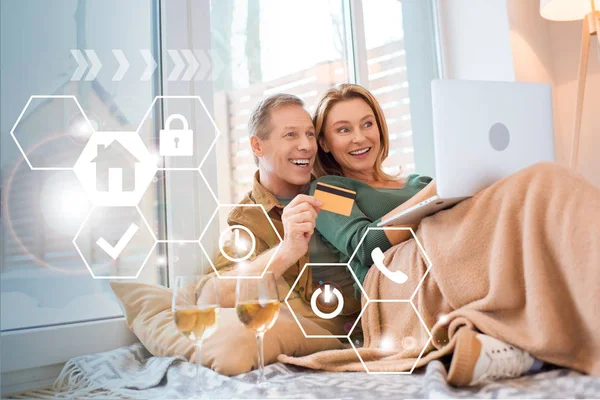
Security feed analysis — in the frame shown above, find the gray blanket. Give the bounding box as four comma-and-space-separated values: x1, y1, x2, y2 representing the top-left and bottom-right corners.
53, 343, 600, 399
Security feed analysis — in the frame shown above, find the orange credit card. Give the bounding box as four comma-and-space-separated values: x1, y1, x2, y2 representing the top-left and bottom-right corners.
314, 182, 356, 216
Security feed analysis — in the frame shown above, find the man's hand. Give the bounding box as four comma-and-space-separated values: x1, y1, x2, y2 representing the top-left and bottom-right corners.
279, 194, 322, 266
209, 195, 322, 301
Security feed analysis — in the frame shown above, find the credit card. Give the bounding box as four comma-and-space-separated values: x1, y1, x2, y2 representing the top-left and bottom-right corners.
314, 182, 356, 216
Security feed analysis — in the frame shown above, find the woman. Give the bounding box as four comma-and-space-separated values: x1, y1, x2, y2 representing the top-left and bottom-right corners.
311, 84, 435, 294
305, 84, 600, 386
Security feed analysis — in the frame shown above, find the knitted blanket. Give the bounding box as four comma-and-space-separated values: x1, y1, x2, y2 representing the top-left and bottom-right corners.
279, 162, 600, 377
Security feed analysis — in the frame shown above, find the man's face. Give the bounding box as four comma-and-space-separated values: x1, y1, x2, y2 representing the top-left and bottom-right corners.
252, 104, 317, 195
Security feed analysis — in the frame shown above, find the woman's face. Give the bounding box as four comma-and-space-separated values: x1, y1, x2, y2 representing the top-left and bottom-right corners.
320, 98, 381, 177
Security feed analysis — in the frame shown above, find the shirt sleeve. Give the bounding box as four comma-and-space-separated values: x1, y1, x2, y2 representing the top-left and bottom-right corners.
195, 213, 263, 294
408, 174, 433, 191
310, 177, 393, 270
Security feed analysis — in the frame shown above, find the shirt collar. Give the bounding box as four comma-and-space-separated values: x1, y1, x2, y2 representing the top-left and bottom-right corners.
250, 171, 313, 213
251, 171, 284, 213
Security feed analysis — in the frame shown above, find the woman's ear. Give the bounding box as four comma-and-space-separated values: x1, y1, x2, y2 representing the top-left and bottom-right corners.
319, 136, 330, 153
250, 135, 264, 159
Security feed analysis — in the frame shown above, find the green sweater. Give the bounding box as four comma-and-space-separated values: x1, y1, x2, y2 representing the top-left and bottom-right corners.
309, 174, 432, 298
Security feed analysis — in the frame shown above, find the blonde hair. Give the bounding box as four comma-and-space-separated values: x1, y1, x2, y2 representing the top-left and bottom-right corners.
248, 93, 305, 165
313, 84, 396, 180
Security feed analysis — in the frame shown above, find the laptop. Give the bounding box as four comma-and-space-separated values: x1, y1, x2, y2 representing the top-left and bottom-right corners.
379, 79, 555, 227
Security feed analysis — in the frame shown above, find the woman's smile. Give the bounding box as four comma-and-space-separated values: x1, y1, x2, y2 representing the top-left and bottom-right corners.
348, 147, 372, 158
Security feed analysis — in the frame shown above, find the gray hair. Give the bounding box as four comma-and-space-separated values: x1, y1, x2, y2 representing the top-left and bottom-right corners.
248, 93, 305, 165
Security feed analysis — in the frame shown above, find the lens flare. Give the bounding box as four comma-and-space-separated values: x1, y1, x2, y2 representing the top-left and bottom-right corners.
67, 114, 96, 144
4, 133, 112, 274
437, 313, 449, 325
402, 336, 418, 350
379, 335, 397, 351
39, 172, 91, 235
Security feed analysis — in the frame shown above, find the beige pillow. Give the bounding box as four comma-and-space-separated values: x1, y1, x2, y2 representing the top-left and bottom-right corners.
110, 281, 347, 376
110, 281, 196, 360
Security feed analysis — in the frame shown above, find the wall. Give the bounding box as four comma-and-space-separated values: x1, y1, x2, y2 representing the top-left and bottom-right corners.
508, 0, 600, 187
548, 21, 600, 186
436, 0, 599, 187
437, 0, 515, 81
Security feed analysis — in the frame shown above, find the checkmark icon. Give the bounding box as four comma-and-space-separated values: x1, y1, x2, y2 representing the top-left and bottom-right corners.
96, 223, 139, 260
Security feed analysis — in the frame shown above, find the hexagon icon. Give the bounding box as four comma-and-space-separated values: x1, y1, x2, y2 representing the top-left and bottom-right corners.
285, 263, 367, 338
348, 300, 432, 374
73, 206, 156, 279
10, 95, 96, 169
74, 131, 158, 206
350, 227, 432, 301
148, 241, 215, 279
137, 96, 220, 170
199, 204, 281, 279
139, 170, 218, 241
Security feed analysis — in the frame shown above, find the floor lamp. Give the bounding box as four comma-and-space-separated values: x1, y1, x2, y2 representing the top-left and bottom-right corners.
540, 0, 600, 168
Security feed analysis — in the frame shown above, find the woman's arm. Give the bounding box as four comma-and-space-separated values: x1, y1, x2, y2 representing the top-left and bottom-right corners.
311, 177, 434, 268
380, 179, 437, 243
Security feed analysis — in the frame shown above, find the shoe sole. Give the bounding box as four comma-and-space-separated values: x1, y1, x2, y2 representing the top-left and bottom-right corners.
446, 328, 482, 387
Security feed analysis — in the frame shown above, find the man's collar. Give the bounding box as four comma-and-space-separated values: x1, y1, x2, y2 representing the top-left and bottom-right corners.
251, 171, 284, 213
250, 171, 314, 213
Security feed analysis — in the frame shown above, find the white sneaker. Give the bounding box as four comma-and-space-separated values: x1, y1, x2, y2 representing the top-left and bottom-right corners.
447, 328, 536, 387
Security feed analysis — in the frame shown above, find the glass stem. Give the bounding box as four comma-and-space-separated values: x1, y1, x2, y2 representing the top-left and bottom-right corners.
196, 341, 203, 396
256, 332, 267, 386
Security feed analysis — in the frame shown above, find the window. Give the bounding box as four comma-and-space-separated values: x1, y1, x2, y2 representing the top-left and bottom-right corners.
0, 0, 164, 332
362, 0, 415, 176
210, 0, 440, 204
210, 0, 353, 203
0, 0, 440, 378
362, 0, 441, 178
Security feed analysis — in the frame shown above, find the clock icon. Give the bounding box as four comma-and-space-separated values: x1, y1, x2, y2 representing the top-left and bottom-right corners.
218, 225, 256, 262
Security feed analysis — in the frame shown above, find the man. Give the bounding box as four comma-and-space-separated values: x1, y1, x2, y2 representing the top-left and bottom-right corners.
196, 94, 358, 376
198, 93, 322, 308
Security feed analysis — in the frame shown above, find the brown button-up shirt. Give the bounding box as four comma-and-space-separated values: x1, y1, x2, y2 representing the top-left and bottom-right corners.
210, 171, 314, 304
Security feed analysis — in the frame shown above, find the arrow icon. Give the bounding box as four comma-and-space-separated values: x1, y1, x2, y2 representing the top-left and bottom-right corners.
194, 49, 211, 81
209, 49, 225, 82
84, 50, 102, 81
112, 49, 130, 81
70, 50, 89, 81
168, 49, 185, 81
181, 49, 199, 81
141, 49, 157, 81
69, 48, 223, 82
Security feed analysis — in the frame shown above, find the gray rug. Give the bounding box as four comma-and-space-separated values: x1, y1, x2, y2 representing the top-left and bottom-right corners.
53, 343, 600, 399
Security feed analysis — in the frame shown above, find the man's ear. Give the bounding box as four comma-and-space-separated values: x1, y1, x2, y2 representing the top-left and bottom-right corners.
319, 136, 330, 153
250, 135, 264, 159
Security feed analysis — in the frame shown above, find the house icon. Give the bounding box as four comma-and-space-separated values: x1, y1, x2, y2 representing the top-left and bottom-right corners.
91, 141, 139, 193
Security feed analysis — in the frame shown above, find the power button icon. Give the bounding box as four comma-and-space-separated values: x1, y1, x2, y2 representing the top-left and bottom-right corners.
311, 283, 344, 319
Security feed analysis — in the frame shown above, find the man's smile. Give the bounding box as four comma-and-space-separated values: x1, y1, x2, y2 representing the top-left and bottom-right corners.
288, 158, 312, 168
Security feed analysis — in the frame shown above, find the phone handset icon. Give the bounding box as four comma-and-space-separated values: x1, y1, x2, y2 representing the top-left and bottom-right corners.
371, 247, 408, 284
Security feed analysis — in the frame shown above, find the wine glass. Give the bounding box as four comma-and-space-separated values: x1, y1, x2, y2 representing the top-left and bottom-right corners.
172, 276, 219, 398
235, 271, 280, 387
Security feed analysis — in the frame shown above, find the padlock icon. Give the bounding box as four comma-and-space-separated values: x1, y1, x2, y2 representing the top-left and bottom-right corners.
159, 114, 194, 156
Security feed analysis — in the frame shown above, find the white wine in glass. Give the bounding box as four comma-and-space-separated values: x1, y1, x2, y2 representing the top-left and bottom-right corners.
236, 272, 280, 387
172, 276, 219, 398
174, 307, 219, 342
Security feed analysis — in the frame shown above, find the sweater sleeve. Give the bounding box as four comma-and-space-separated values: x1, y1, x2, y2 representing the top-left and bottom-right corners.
310, 177, 393, 270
